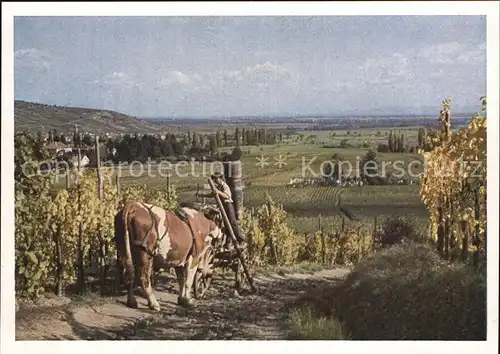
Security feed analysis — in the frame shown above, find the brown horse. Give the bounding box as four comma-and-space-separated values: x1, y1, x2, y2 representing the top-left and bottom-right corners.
114, 200, 223, 311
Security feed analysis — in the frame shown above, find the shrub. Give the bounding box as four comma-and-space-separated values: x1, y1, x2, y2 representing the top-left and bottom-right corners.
339, 139, 350, 148
373, 216, 423, 248
377, 144, 390, 153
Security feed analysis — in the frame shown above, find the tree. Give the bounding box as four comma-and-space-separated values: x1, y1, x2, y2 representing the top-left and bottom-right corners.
59, 134, 67, 144
245, 129, 252, 145
361, 149, 378, 179
339, 139, 349, 148
82, 134, 93, 147
173, 139, 186, 156
209, 135, 219, 156
37, 130, 44, 144
191, 132, 198, 149
377, 144, 390, 153
48, 130, 54, 144
322, 153, 343, 180
418, 127, 426, 148
73, 132, 81, 147
229, 146, 242, 161
235, 128, 241, 146
241, 128, 246, 145
215, 131, 222, 148
15, 132, 51, 194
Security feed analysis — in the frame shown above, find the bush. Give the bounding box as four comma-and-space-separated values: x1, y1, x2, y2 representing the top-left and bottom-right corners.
373, 216, 423, 248
377, 144, 390, 153
339, 139, 350, 148
229, 146, 242, 161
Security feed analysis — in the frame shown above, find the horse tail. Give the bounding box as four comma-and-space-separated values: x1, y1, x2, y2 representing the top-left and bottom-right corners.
121, 201, 136, 284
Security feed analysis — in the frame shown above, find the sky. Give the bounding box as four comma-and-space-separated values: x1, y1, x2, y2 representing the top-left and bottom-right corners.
14, 16, 486, 117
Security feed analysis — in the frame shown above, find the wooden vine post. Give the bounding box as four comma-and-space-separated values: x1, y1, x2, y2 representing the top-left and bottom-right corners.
473, 188, 481, 268
267, 200, 279, 264
55, 226, 63, 296
95, 137, 107, 293
208, 178, 257, 293
319, 214, 326, 264
166, 174, 171, 202
75, 123, 85, 293
460, 219, 469, 261
115, 172, 120, 194
65, 171, 71, 189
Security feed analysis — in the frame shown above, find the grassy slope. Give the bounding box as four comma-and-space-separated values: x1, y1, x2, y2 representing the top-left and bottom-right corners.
287, 242, 486, 340
14, 100, 161, 134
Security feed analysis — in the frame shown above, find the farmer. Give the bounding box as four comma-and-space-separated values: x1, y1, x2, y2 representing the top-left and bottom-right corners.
199, 172, 247, 249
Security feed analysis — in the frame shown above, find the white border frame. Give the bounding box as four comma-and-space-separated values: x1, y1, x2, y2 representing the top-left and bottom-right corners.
2, 2, 499, 353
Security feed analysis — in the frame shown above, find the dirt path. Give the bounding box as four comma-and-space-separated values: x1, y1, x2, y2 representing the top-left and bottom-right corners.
16, 267, 351, 340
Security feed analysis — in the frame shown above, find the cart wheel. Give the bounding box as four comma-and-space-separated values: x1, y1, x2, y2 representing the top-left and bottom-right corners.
193, 245, 214, 299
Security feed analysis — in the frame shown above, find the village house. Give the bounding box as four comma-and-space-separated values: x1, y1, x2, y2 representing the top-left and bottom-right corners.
45, 142, 73, 156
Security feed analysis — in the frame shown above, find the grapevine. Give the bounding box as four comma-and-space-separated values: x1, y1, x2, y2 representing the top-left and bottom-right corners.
239, 194, 372, 267
15, 133, 54, 296
14, 138, 180, 297
419, 97, 486, 259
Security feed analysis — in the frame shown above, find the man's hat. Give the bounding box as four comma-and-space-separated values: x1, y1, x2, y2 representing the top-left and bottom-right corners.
211, 172, 224, 179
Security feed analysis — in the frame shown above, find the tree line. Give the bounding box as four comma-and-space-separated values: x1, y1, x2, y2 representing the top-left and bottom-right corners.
377, 127, 440, 153
39, 127, 285, 164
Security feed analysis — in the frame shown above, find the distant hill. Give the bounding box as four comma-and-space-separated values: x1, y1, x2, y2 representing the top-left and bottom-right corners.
14, 100, 162, 134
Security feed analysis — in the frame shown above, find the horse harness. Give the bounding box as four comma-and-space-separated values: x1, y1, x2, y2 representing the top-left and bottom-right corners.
131, 204, 198, 262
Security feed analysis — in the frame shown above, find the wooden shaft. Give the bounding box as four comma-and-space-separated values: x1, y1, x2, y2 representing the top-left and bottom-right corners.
208, 178, 257, 293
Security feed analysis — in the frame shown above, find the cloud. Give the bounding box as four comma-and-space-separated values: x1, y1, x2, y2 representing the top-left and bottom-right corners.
420, 41, 485, 65
358, 52, 411, 85
456, 43, 486, 64
158, 70, 202, 88
15, 48, 51, 71
216, 62, 301, 95
92, 71, 143, 90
